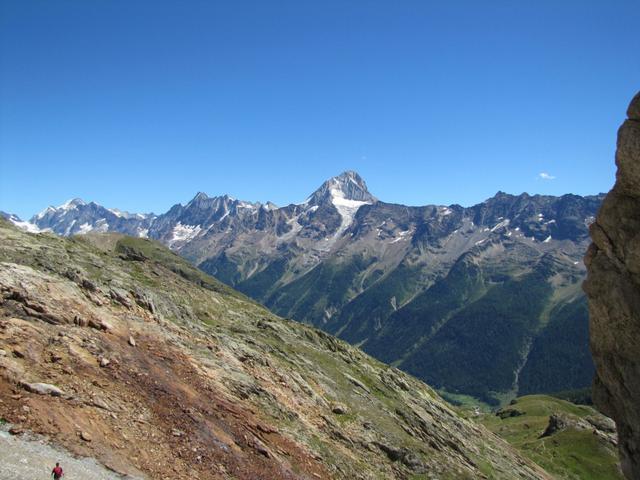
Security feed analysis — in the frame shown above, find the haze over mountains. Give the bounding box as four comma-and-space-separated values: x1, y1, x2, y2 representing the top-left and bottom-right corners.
5, 171, 604, 404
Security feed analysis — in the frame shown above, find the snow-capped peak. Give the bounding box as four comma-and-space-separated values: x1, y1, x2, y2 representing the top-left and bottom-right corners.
60, 198, 87, 210
301, 172, 376, 238
305, 171, 377, 206
34, 206, 56, 220
33, 198, 86, 220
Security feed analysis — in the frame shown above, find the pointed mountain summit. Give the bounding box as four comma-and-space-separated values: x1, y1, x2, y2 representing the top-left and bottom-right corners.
190, 192, 210, 203
32, 198, 87, 221
306, 171, 377, 206
62, 197, 87, 208
181, 192, 260, 218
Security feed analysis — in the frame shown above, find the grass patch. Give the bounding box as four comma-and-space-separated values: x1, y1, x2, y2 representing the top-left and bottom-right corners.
480, 395, 623, 480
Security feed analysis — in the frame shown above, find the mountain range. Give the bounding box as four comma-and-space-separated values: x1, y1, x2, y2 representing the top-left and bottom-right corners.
5, 171, 604, 404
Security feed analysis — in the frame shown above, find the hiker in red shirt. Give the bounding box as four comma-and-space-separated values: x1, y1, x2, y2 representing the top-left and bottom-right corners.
51, 462, 64, 479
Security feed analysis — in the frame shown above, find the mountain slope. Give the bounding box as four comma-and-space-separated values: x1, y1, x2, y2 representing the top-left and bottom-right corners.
0, 219, 551, 479
18, 171, 603, 404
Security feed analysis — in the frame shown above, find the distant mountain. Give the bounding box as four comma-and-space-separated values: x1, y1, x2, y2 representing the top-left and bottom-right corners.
21, 198, 155, 237
0, 211, 41, 233
14, 171, 604, 404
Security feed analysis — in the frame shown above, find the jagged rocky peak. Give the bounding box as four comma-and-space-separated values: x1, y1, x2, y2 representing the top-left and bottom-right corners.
306, 171, 377, 206
186, 192, 259, 212
32, 198, 87, 221
190, 191, 210, 202
62, 197, 87, 208
584, 90, 640, 480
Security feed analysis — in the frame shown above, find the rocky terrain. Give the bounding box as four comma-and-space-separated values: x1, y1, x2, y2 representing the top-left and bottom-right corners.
584, 91, 640, 479
11, 172, 603, 404
0, 219, 552, 479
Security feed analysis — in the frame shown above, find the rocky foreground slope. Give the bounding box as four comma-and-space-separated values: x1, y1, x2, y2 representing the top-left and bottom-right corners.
0, 219, 550, 479
584, 91, 640, 480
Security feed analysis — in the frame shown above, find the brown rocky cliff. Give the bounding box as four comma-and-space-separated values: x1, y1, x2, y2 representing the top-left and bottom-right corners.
584, 91, 640, 480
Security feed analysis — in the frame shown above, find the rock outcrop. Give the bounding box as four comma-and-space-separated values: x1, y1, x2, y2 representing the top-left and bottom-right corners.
584, 91, 640, 479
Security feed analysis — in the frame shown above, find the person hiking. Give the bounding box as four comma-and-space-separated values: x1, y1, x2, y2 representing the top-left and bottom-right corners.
51, 462, 64, 479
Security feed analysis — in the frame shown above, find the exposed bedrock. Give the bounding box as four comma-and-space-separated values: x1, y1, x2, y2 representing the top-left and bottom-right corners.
584, 91, 640, 480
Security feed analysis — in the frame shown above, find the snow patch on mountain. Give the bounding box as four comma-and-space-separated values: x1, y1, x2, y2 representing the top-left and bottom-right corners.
60, 198, 86, 211
64, 220, 77, 236
168, 222, 202, 248
78, 223, 94, 234
238, 202, 257, 210
7, 216, 42, 233
108, 208, 149, 219
390, 230, 411, 244
491, 219, 510, 232
330, 188, 371, 237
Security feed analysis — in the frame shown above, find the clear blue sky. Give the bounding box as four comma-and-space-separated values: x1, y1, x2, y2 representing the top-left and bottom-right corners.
1, 1, 638, 220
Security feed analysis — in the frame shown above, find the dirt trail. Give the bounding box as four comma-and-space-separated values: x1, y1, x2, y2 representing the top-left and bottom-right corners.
0, 426, 140, 479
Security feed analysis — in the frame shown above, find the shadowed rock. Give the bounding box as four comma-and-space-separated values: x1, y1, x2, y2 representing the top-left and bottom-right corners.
584, 91, 640, 479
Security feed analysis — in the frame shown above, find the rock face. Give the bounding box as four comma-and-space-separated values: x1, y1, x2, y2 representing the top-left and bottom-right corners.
584, 91, 640, 480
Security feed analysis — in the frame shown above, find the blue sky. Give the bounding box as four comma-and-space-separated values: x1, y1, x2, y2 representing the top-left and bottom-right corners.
1, 1, 638, 220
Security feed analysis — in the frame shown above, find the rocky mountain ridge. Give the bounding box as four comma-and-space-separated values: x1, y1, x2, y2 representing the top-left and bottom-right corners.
6, 171, 604, 404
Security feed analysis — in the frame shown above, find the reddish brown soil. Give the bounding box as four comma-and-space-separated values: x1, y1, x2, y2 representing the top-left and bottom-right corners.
0, 317, 328, 480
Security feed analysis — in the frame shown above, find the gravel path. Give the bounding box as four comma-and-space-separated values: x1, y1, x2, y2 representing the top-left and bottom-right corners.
0, 427, 141, 480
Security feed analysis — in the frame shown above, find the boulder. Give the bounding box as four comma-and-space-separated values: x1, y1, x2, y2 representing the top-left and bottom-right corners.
109, 288, 132, 309
91, 397, 111, 410
496, 408, 525, 419
331, 404, 348, 415
81, 278, 98, 292
539, 414, 569, 438
22, 382, 64, 397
